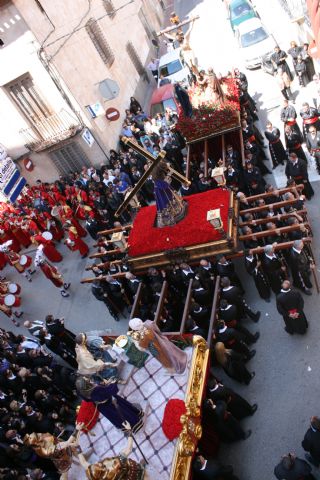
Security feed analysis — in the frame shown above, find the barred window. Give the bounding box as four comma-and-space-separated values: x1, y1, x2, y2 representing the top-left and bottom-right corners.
103, 0, 116, 19
126, 42, 149, 83
86, 18, 115, 67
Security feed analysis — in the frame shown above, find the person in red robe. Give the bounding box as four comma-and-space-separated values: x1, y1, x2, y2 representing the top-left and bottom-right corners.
34, 245, 70, 297
60, 205, 87, 237
0, 242, 35, 281
11, 220, 32, 248
32, 234, 63, 262
66, 226, 89, 258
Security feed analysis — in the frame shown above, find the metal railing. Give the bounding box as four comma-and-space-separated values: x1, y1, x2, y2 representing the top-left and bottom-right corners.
20, 109, 83, 152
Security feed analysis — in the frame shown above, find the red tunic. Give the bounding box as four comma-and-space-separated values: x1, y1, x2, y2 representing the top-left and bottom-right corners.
33, 235, 63, 262
40, 261, 64, 288
68, 229, 89, 257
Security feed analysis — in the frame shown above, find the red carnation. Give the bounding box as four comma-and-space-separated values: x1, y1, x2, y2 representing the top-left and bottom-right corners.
162, 398, 186, 441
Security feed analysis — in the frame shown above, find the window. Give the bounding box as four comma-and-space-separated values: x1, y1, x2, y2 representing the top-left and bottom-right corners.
49, 142, 91, 176
126, 42, 149, 82
103, 0, 116, 19
240, 27, 268, 48
5, 73, 51, 124
86, 18, 115, 67
159, 59, 183, 77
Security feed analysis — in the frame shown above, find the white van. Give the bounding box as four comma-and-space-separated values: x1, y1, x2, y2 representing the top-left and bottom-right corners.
235, 17, 276, 69
157, 48, 192, 87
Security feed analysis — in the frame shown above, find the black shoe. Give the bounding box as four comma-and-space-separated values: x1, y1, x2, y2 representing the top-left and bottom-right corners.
248, 349, 256, 359
243, 429, 252, 440
245, 371, 255, 385
251, 404, 258, 414
305, 453, 320, 467
64, 283, 70, 290
81, 254, 88, 259
14, 311, 23, 318
252, 332, 260, 342
303, 289, 312, 296
61, 290, 69, 298
28, 269, 36, 275
264, 297, 271, 303
252, 311, 261, 323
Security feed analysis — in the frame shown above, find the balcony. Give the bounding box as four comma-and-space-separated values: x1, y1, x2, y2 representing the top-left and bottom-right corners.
20, 109, 83, 152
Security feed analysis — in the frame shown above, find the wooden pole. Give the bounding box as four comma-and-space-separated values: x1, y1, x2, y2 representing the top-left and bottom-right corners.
154, 281, 168, 326
207, 276, 220, 349
81, 272, 127, 284
204, 140, 208, 178
186, 145, 191, 180
239, 199, 300, 216
239, 223, 310, 241
130, 282, 143, 319
239, 209, 307, 228
180, 279, 194, 335
98, 224, 132, 237
226, 237, 312, 259
157, 16, 200, 36
239, 117, 245, 167
245, 185, 304, 203
89, 248, 122, 259
221, 134, 226, 167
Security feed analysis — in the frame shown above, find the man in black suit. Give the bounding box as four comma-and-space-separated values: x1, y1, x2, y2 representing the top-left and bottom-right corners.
220, 277, 260, 322
185, 318, 207, 338
219, 299, 259, 344
302, 416, 320, 467
197, 258, 215, 291
192, 279, 211, 306
274, 453, 315, 479
207, 377, 257, 420
214, 320, 255, 360
190, 303, 210, 330
193, 454, 240, 479
288, 239, 313, 295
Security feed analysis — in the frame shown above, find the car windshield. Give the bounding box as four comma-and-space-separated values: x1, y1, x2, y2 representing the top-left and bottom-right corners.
240, 27, 268, 47
159, 59, 183, 77
231, 2, 252, 19
150, 98, 177, 117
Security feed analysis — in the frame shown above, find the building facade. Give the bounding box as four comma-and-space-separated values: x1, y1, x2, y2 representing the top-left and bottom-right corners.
0, 0, 165, 183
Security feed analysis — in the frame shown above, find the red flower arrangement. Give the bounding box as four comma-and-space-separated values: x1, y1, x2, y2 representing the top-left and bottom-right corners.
162, 398, 186, 441
176, 77, 241, 143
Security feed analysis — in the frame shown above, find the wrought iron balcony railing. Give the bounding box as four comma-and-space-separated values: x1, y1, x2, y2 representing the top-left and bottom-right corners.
20, 109, 83, 152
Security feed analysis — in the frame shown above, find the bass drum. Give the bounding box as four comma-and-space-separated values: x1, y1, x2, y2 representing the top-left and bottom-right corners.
4, 294, 16, 306
8, 283, 21, 295
42, 231, 53, 241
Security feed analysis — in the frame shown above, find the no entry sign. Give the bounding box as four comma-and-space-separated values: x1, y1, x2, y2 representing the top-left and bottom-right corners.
105, 107, 120, 122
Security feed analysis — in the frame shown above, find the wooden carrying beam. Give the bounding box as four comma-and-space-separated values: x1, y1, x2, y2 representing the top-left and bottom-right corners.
239, 198, 301, 215
239, 209, 307, 228
130, 282, 143, 320
89, 248, 123, 259
227, 237, 312, 259
81, 272, 127, 284
239, 223, 310, 241
186, 145, 191, 180
85, 260, 123, 271
180, 279, 194, 335
154, 281, 169, 326
245, 185, 304, 203
207, 276, 221, 349
98, 224, 132, 237
157, 15, 200, 36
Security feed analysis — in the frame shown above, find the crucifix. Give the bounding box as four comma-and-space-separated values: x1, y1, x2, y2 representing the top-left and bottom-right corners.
115, 137, 190, 223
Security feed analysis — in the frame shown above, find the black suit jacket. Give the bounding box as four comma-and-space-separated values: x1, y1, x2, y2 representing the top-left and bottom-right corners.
193, 459, 235, 479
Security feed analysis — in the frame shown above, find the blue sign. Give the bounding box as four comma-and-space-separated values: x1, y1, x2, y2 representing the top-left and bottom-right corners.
10, 177, 26, 203
3, 169, 20, 195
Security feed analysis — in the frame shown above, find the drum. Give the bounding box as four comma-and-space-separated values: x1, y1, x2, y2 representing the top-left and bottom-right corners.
20, 255, 32, 268
4, 294, 16, 306
8, 283, 21, 294
42, 231, 53, 241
